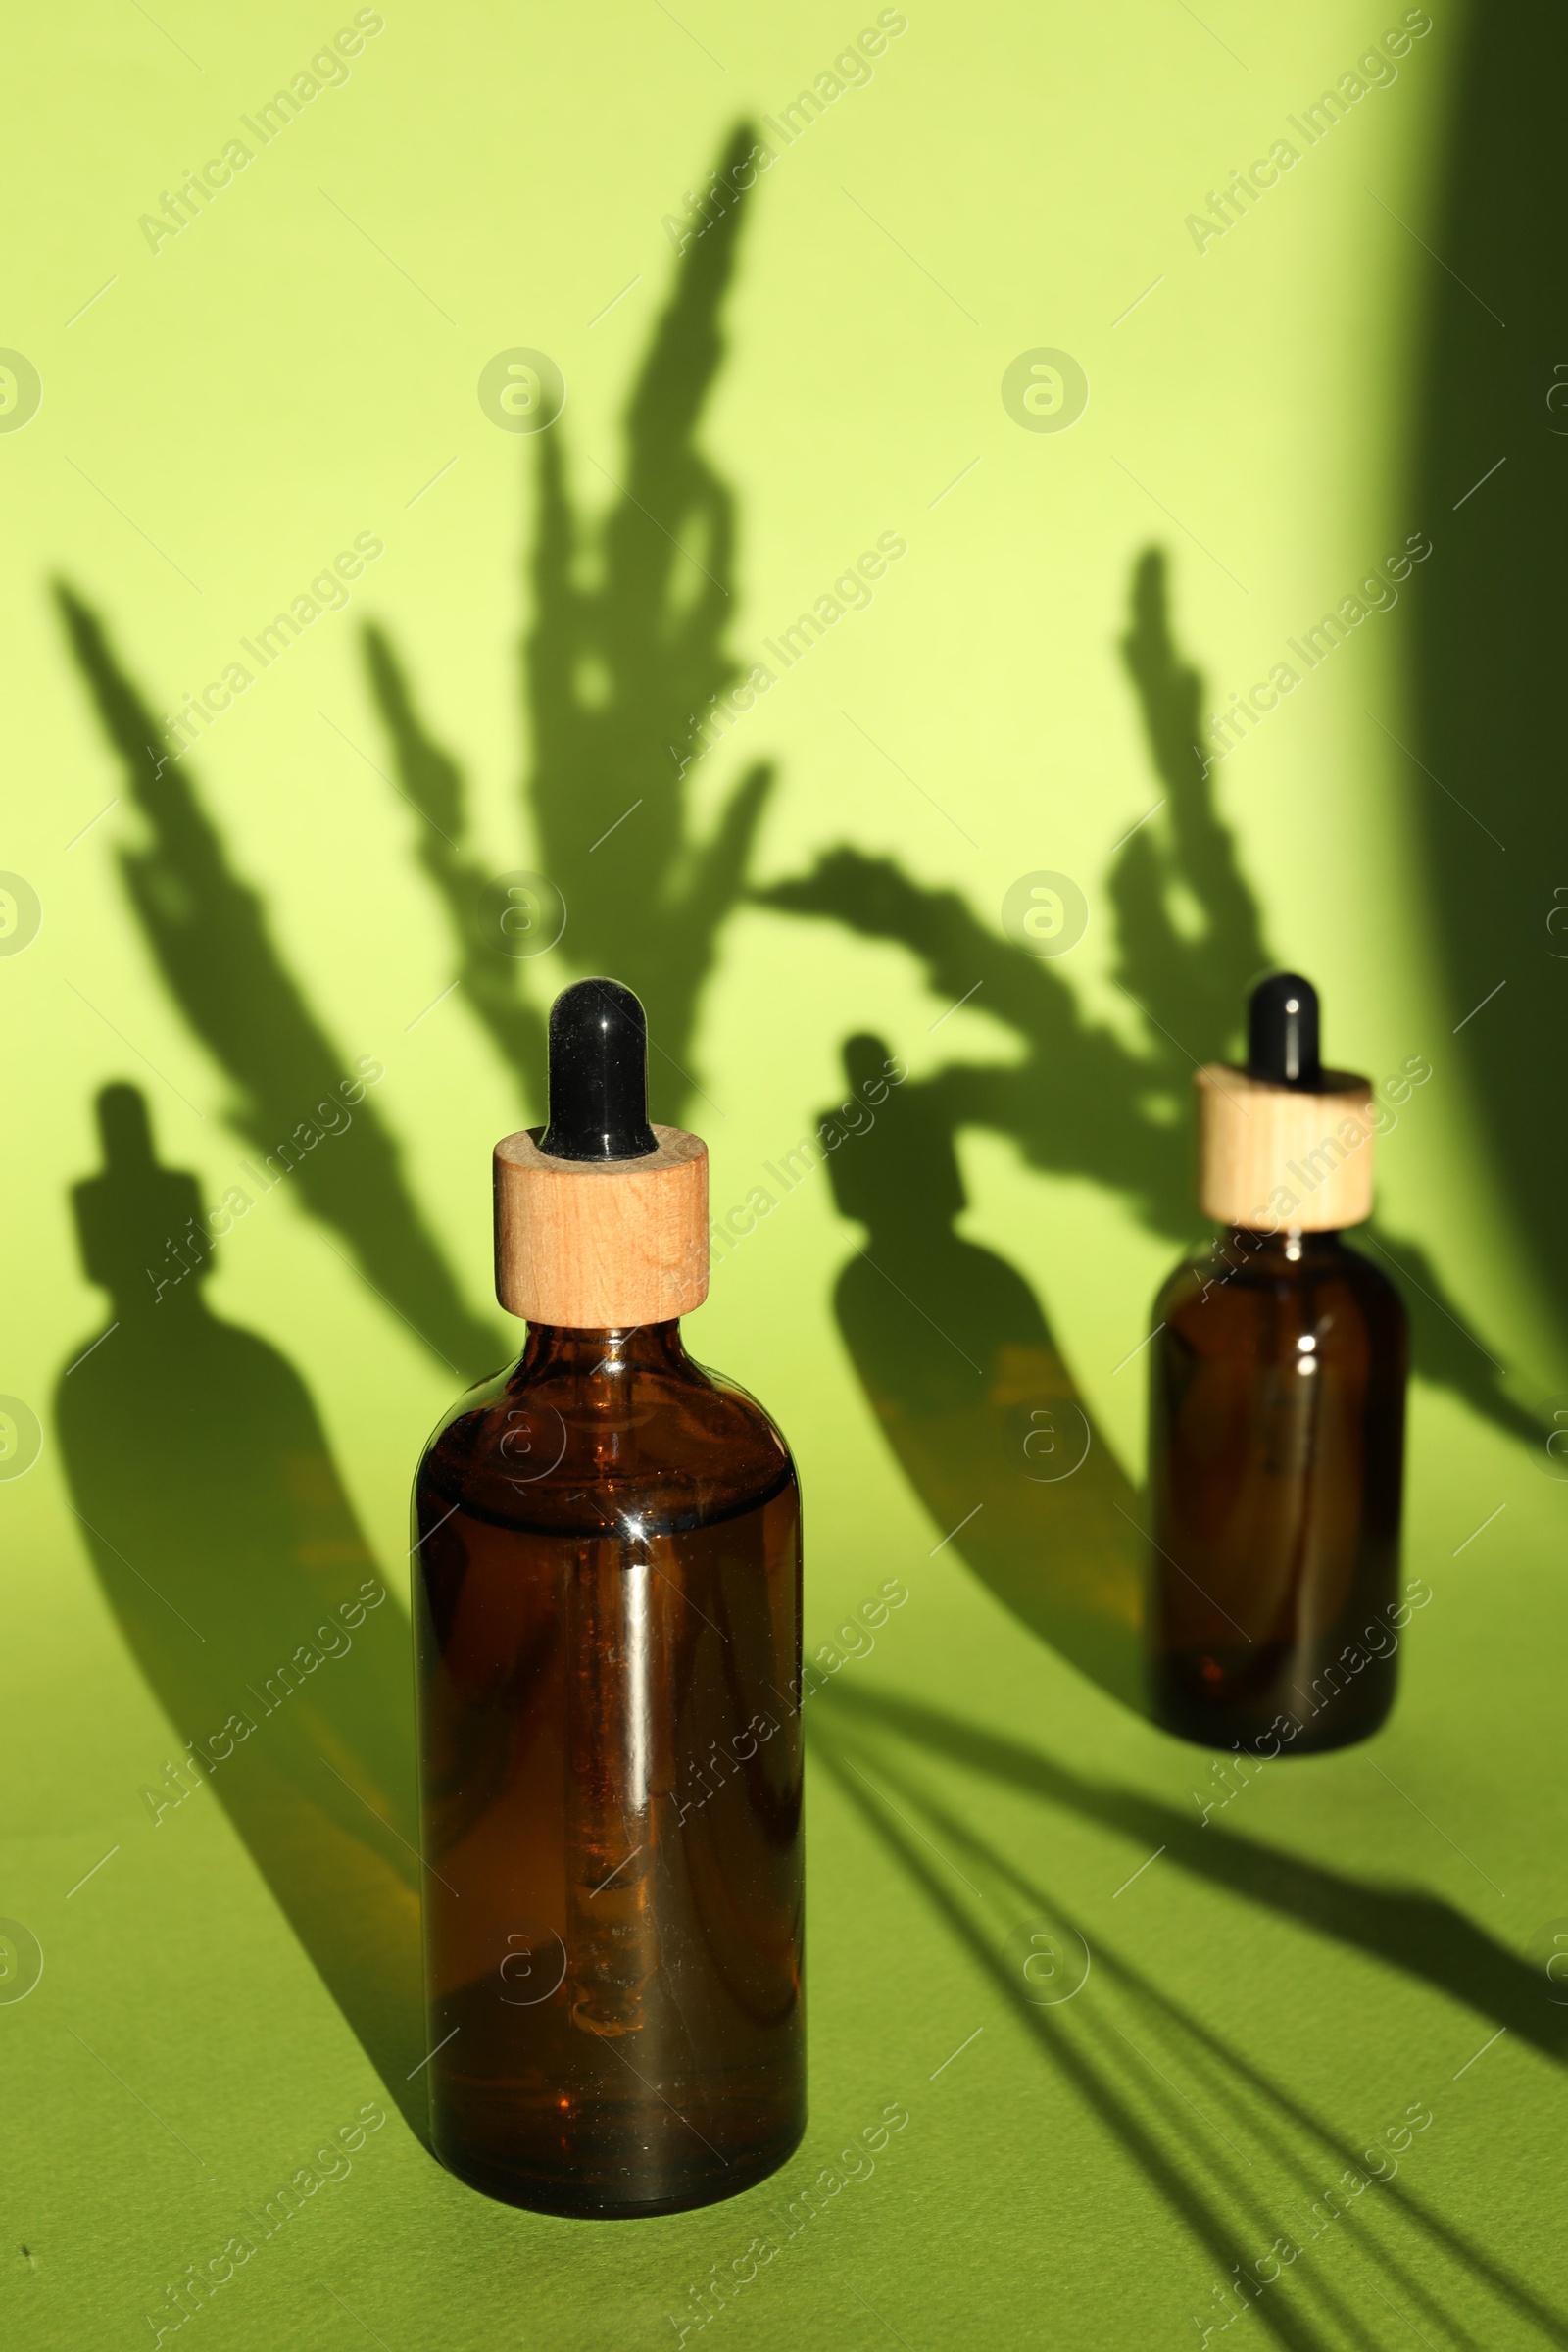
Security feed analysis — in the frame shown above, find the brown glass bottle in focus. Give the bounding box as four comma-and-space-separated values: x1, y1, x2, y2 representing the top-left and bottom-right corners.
413, 980, 805, 2216
1147, 974, 1407, 1754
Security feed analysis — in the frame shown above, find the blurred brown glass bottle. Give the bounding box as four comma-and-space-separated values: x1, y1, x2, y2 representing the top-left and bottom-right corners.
413, 980, 804, 2216
1147, 975, 1407, 1754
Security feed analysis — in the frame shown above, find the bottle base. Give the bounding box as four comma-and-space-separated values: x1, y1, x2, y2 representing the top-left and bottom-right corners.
1149, 1647, 1396, 1756
429, 2117, 807, 2220
1152, 1703, 1393, 1758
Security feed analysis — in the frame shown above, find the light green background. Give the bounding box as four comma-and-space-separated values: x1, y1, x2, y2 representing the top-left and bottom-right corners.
4, 3, 1565, 2347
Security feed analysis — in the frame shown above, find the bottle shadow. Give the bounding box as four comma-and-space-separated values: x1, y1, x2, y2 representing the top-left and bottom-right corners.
823, 1034, 1143, 1709
55, 1085, 427, 2131
812, 1694, 1568, 2346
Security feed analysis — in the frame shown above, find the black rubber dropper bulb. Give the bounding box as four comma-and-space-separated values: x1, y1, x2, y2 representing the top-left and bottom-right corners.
539, 977, 660, 1160
1247, 971, 1322, 1090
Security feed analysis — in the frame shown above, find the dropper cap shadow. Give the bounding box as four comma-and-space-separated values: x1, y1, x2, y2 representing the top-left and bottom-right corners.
1247, 972, 1322, 1090
823, 1035, 962, 1232
74, 1082, 206, 1295
539, 979, 659, 1161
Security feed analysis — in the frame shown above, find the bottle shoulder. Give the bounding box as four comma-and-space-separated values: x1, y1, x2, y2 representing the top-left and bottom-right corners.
416, 1348, 797, 1538
1154, 1232, 1406, 1350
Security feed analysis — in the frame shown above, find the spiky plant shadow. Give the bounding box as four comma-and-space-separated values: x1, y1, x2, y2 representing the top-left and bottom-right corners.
55, 586, 502, 1384
58, 122, 770, 1386
761, 547, 1541, 1455
363, 119, 773, 1126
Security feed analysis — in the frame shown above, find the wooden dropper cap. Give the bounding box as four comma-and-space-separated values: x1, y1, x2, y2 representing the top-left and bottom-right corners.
493, 978, 709, 1327
1195, 972, 1375, 1232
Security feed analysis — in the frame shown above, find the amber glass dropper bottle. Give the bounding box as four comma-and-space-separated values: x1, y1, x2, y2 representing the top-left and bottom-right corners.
412, 977, 805, 2216
1146, 973, 1407, 1755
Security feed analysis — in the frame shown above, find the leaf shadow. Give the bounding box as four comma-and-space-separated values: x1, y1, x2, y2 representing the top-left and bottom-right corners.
814, 1681, 1568, 2346
360, 119, 775, 1128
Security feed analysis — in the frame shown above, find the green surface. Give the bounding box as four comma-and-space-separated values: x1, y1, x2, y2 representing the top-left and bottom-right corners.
4, 2, 1566, 2346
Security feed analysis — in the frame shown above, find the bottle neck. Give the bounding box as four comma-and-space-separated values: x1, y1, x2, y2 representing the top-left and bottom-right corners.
1219, 1227, 1348, 1269
514, 1320, 691, 1378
